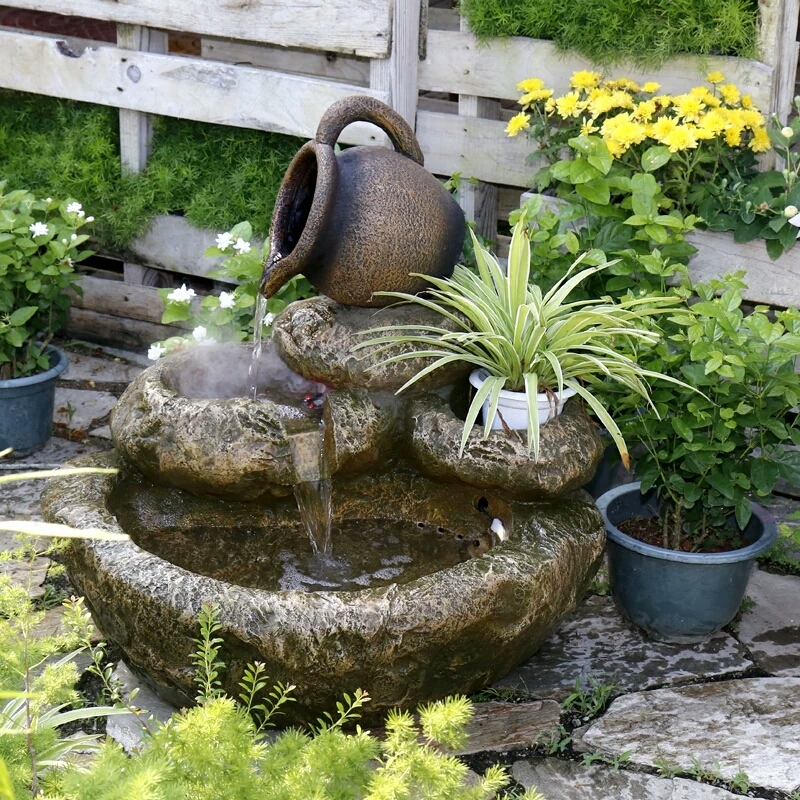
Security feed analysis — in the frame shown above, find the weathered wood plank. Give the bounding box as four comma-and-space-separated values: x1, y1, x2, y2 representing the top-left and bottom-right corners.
456, 701, 561, 756
758, 0, 800, 122
200, 38, 370, 86
427, 7, 460, 31
686, 230, 800, 309
3, 0, 393, 58
116, 24, 168, 174
0, 29, 389, 146
419, 30, 775, 113
64, 307, 177, 353
416, 109, 541, 185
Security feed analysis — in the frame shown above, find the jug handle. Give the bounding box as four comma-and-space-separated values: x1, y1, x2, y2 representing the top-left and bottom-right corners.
315, 95, 424, 166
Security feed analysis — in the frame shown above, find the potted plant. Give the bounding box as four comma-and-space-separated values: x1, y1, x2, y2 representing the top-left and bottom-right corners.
0, 185, 92, 456
595, 273, 800, 642
354, 207, 687, 464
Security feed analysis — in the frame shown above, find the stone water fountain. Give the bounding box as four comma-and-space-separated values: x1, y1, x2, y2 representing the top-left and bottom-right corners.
42, 98, 606, 724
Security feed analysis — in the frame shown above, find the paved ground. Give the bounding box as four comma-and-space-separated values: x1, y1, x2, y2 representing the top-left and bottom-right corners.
3, 341, 800, 799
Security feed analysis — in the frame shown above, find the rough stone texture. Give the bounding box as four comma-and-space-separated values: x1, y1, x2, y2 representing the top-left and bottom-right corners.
0, 557, 50, 599
737, 567, 800, 676
90, 425, 112, 440
43, 453, 605, 725
54, 388, 118, 431
408, 394, 604, 501
573, 678, 800, 794
0, 436, 107, 469
513, 758, 742, 799
495, 595, 753, 700
272, 296, 471, 392
107, 661, 178, 753
454, 701, 561, 755
110, 345, 311, 500
323, 389, 404, 475
61, 352, 143, 386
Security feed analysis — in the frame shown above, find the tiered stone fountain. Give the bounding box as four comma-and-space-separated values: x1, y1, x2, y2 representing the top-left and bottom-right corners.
42, 96, 606, 724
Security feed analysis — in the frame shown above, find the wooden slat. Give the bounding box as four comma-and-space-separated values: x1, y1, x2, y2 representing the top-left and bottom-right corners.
419, 30, 775, 113
686, 230, 800, 309
65, 307, 177, 353
0, 29, 389, 146
427, 7, 460, 31
758, 0, 800, 122
417, 110, 540, 185
200, 38, 370, 86
3, 0, 393, 58
117, 24, 168, 174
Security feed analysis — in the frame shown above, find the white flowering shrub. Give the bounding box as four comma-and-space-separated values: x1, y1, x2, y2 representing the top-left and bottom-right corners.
151, 221, 314, 360
0, 185, 94, 379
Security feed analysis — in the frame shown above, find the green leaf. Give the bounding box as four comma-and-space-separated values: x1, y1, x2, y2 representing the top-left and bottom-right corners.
576, 178, 610, 205
671, 417, 694, 441
735, 497, 752, 530
569, 158, 602, 184
706, 471, 735, 499
766, 238, 785, 260
751, 459, 780, 493
161, 304, 192, 324
641, 145, 671, 172
8, 306, 37, 326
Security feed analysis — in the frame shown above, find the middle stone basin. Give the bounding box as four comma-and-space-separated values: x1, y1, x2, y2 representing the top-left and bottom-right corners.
45, 455, 605, 725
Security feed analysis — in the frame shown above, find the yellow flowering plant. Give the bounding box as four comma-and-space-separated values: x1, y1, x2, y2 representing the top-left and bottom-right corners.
507, 71, 800, 258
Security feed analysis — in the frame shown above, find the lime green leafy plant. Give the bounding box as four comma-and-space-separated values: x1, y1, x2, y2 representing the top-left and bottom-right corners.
355, 210, 689, 463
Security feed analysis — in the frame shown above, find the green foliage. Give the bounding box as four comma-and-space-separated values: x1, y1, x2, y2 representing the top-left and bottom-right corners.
699, 99, 800, 259
561, 676, 617, 718
356, 204, 687, 463
760, 512, 800, 573
599, 274, 800, 546
459, 0, 757, 67
0, 90, 301, 254
581, 749, 631, 770
0, 185, 91, 379
151, 221, 315, 358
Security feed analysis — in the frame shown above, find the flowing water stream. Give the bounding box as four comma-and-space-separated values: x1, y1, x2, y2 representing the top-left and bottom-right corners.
248, 294, 268, 400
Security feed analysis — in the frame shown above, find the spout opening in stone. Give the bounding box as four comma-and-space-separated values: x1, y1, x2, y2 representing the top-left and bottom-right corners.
277, 146, 317, 261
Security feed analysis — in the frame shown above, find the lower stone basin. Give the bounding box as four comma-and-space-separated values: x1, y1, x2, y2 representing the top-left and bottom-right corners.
43, 452, 605, 724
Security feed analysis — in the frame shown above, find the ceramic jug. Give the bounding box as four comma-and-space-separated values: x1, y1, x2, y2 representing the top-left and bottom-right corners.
260, 95, 466, 308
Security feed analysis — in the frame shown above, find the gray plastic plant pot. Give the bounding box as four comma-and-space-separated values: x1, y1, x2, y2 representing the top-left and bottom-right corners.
0, 346, 68, 457
596, 481, 778, 643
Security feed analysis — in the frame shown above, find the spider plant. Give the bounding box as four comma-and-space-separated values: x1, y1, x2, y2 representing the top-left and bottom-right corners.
355, 214, 689, 463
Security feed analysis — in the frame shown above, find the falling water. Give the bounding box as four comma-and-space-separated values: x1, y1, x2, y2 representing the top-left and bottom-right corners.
285, 419, 332, 555
248, 294, 268, 400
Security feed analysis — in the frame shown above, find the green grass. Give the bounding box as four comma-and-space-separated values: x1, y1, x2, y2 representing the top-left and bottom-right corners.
458, 0, 759, 67
0, 90, 302, 253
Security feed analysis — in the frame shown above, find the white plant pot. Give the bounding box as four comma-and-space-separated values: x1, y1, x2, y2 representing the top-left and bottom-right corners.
469, 368, 577, 431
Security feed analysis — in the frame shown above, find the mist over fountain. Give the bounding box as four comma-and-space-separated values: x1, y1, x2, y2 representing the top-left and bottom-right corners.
41, 96, 607, 724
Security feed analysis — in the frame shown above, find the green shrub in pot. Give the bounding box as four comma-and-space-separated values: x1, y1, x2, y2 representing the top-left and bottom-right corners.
354, 208, 689, 464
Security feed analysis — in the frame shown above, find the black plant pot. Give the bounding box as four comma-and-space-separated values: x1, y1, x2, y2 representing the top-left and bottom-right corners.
596, 482, 778, 643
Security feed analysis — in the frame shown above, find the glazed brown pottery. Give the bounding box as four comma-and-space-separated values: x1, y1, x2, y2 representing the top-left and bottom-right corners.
260, 95, 466, 308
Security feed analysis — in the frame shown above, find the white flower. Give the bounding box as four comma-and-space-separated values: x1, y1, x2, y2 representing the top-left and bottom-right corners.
788, 212, 800, 234
218, 291, 236, 309
262, 312, 275, 328
86, 216, 94, 222
71, 233, 77, 241
61, 238, 68, 244
785, 205, 799, 218
29, 222, 49, 237
167, 284, 196, 303
232, 237, 251, 255
148, 343, 166, 361
215, 231, 234, 251
66, 202, 83, 215
45, 197, 52, 203
782, 126, 794, 138
192, 325, 208, 342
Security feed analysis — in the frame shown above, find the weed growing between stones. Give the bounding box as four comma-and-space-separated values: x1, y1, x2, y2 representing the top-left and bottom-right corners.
760, 514, 800, 575
726, 594, 756, 634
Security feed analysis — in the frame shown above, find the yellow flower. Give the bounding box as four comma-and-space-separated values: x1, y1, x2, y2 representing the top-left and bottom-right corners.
521, 89, 554, 105
604, 77, 640, 92
607, 120, 648, 151
673, 94, 705, 123
690, 86, 721, 107
604, 137, 626, 158
741, 94, 754, 109
555, 91, 584, 118
697, 109, 728, 136
588, 94, 617, 117
632, 100, 657, 121
544, 98, 556, 114
570, 70, 603, 90
505, 112, 531, 137
663, 125, 699, 152
610, 91, 634, 109
739, 109, 765, 129
749, 126, 771, 152
642, 82, 661, 93
653, 95, 674, 109
725, 124, 743, 147
516, 78, 545, 93
580, 119, 600, 136
650, 117, 679, 142
719, 84, 741, 105
706, 71, 725, 84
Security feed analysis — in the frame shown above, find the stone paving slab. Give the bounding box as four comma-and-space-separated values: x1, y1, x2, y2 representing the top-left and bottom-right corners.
494, 595, 753, 700
455, 701, 561, 755
737, 567, 800, 676
61, 352, 143, 386
0, 556, 50, 598
0, 436, 109, 471
513, 757, 742, 799
53, 388, 118, 432
573, 678, 800, 794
